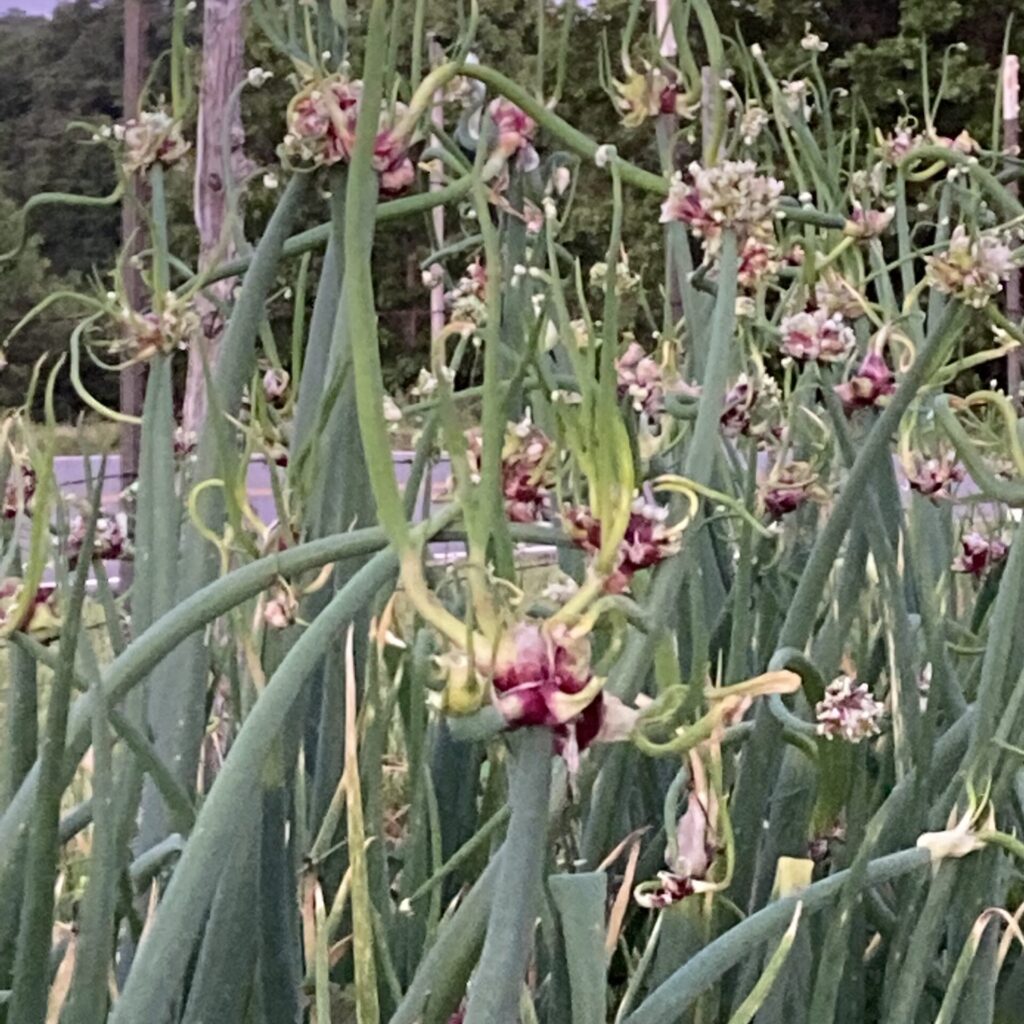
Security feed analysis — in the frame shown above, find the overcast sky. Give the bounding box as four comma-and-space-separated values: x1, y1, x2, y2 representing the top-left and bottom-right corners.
1, 0, 60, 14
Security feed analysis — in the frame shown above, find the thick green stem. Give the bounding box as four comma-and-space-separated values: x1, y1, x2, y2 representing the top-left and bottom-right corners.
463, 728, 554, 1024
341, 0, 410, 550
108, 541, 411, 1022
195, 178, 474, 287
7, 486, 99, 1024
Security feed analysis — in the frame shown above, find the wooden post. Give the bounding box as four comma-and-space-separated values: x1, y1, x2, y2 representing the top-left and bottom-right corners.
1003, 55, 1021, 408
653, 0, 677, 57
654, 0, 682, 323
183, 0, 247, 436
428, 34, 447, 340
119, 0, 147, 504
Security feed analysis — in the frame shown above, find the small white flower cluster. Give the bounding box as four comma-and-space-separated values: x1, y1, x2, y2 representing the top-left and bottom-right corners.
661, 160, 784, 258
445, 258, 488, 326
382, 394, 403, 424
814, 273, 866, 320
589, 251, 641, 297
739, 103, 770, 147
117, 291, 199, 360
781, 80, 812, 120
778, 307, 855, 363
118, 110, 190, 176
800, 28, 829, 52
815, 676, 884, 743
925, 225, 1016, 308
246, 67, 273, 88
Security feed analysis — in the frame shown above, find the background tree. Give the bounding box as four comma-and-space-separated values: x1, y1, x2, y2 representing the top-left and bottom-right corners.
4, 0, 1024, 417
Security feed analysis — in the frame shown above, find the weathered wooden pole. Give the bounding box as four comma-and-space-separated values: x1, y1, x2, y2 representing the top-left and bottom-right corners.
1003, 55, 1022, 408
183, 0, 247, 436
119, 0, 147, 504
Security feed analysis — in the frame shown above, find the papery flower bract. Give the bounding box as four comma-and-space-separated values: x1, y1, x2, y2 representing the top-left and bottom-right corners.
739, 103, 770, 146
918, 801, 996, 862
925, 225, 1015, 308
905, 452, 965, 498
613, 63, 694, 128
660, 161, 783, 255
800, 27, 829, 52
66, 510, 129, 568
3, 463, 36, 519
117, 291, 200, 361
778, 308, 855, 363
636, 754, 717, 909
760, 461, 821, 519
737, 237, 779, 289
952, 532, 1009, 577
0, 578, 59, 637
262, 367, 290, 405
120, 110, 190, 175
564, 499, 681, 593
782, 79, 811, 119
815, 675, 884, 742
835, 351, 895, 412
814, 273, 865, 320
282, 74, 415, 194
845, 203, 895, 240
246, 66, 273, 88
488, 97, 539, 171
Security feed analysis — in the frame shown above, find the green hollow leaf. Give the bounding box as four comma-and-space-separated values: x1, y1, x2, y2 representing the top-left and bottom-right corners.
625, 847, 933, 1024
549, 872, 608, 1024
725, 902, 803, 1024
463, 729, 554, 1024
7, 474, 101, 1024
179, 801, 263, 1024
107, 536, 426, 1023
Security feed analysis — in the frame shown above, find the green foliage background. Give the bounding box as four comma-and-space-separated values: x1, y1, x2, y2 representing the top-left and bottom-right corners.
2, 0, 1024, 412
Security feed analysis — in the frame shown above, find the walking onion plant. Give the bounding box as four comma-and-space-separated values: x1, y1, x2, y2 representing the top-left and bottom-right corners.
2, 1, 1024, 1022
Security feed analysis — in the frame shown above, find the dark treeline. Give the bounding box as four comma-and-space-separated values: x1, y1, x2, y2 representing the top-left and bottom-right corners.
1, 0, 1022, 415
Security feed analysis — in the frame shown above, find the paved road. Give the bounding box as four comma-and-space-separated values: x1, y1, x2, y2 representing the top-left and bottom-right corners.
36, 449, 1013, 591
43, 452, 473, 587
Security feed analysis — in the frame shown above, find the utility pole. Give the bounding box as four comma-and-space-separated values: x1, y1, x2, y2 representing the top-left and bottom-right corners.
183, 0, 248, 436
119, 0, 147, 508
1003, 55, 1022, 408
428, 34, 447, 339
